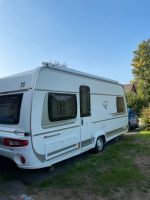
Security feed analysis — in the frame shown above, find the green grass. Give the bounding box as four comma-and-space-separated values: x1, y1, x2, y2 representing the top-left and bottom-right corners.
0, 132, 149, 199
140, 130, 150, 134
40, 133, 150, 197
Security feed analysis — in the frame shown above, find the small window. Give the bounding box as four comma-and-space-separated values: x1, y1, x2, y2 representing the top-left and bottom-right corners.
48, 93, 77, 122
80, 86, 91, 117
0, 93, 23, 124
116, 97, 125, 113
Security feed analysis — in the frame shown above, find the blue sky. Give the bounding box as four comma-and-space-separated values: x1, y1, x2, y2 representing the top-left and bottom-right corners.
0, 0, 150, 83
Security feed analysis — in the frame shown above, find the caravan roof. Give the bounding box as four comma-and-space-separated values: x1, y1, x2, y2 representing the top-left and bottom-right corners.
0, 64, 119, 94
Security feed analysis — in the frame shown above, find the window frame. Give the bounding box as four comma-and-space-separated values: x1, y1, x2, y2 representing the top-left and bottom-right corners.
80, 86, 91, 117
48, 93, 77, 122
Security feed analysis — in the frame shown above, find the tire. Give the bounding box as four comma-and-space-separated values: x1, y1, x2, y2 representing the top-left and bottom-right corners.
94, 137, 104, 153
128, 123, 131, 132
136, 123, 139, 128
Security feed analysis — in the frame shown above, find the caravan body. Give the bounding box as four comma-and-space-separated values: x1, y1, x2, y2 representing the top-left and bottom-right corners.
0, 64, 128, 169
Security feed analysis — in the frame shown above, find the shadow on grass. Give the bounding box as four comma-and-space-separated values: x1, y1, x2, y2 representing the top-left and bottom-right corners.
0, 149, 93, 185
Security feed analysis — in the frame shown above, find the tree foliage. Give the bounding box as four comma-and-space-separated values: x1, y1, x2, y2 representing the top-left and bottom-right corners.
125, 92, 145, 115
142, 107, 150, 130
132, 39, 150, 104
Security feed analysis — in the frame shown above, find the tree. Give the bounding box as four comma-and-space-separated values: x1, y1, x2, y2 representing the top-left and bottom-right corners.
125, 92, 145, 115
132, 39, 150, 105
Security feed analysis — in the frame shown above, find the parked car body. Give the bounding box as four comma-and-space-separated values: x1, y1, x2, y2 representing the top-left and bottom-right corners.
128, 108, 139, 129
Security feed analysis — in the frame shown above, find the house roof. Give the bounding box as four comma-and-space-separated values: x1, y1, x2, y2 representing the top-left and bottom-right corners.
123, 83, 137, 94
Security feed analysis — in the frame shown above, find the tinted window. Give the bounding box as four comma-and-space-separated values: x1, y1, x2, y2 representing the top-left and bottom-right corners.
0, 93, 23, 124
48, 93, 77, 121
116, 97, 125, 113
128, 109, 137, 117
80, 86, 91, 117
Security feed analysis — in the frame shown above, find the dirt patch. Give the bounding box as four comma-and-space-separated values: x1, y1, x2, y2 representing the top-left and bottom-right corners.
134, 155, 150, 199
26, 187, 150, 200
134, 155, 150, 172
0, 187, 109, 200
111, 187, 150, 200
1, 186, 150, 200
30, 188, 109, 200
0, 181, 26, 200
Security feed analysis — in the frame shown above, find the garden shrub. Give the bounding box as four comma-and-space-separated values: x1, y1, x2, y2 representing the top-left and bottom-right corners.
142, 107, 150, 130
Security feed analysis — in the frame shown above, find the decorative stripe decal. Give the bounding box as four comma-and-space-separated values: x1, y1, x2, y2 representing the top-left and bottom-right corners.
47, 143, 77, 157
44, 133, 61, 139
106, 126, 128, 137
81, 138, 93, 148
0, 89, 30, 95
35, 88, 78, 94
111, 112, 126, 117
92, 115, 128, 124
32, 126, 128, 162
47, 148, 78, 161
34, 125, 80, 137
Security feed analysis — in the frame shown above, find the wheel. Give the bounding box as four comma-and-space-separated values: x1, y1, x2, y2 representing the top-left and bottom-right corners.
128, 123, 131, 132
136, 123, 139, 128
95, 137, 104, 153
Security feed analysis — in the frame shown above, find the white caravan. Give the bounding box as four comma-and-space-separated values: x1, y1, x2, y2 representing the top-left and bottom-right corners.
0, 63, 128, 169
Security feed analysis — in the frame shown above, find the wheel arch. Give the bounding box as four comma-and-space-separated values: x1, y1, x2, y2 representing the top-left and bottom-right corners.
93, 130, 107, 147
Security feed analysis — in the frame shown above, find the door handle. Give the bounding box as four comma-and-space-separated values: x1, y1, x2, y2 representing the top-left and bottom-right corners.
81, 118, 83, 126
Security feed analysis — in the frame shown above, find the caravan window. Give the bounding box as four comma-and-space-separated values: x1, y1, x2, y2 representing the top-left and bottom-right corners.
80, 86, 91, 117
116, 97, 125, 113
0, 93, 23, 124
48, 93, 77, 122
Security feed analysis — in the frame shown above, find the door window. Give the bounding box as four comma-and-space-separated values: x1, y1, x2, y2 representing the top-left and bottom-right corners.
80, 86, 91, 117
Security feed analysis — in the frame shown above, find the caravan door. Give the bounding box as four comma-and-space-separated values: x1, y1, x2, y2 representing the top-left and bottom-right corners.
80, 86, 92, 148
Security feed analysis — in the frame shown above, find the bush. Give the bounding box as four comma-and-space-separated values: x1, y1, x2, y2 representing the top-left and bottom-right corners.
142, 107, 150, 130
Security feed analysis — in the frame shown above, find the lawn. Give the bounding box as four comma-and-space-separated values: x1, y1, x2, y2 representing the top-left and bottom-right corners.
0, 132, 150, 200
37, 132, 150, 200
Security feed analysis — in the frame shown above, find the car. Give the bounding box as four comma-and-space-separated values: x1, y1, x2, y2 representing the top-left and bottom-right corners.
128, 108, 139, 129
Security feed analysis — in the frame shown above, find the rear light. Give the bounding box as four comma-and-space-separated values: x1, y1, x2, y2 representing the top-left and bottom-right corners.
3, 138, 28, 147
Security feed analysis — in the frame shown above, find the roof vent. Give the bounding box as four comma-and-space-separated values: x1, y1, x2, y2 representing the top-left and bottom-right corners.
42, 61, 67, 69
